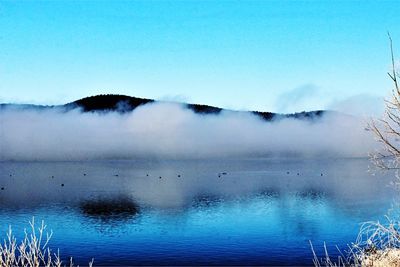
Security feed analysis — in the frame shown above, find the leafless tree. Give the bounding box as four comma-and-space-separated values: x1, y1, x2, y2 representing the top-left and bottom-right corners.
369, 34, 400, 171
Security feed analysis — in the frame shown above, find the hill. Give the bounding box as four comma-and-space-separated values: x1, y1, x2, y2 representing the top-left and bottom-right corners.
1, 94, 326, 122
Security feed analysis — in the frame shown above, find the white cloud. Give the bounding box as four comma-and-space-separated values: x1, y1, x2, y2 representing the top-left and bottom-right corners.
274, 84, 327, 113
328, 94, 385, 117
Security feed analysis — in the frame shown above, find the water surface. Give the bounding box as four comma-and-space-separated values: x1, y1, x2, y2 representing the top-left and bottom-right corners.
0, 158, 395, 266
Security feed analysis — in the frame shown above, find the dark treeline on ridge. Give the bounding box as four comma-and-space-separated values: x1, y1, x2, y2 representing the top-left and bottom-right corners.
1, 94, 326, 122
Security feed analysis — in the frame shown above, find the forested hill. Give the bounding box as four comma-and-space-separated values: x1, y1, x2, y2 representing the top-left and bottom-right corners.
1, 94, 326, 122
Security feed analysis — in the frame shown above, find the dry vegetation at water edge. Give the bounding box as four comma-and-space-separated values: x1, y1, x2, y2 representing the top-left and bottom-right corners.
0, 218, 93, 267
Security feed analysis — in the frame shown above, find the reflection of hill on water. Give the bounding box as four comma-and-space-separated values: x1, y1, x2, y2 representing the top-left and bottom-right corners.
79, 197, 139, 222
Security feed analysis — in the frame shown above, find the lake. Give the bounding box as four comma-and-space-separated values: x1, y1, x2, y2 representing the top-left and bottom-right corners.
0, 158, 395, 266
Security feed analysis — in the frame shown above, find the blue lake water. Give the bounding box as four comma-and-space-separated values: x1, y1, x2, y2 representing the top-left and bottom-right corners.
0, 158, 396, 266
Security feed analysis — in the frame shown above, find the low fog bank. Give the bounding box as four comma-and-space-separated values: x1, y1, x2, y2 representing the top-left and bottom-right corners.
0, 102, 377, 161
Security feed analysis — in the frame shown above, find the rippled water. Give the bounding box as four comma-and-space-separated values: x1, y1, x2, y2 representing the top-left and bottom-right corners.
0, 158, 396, 266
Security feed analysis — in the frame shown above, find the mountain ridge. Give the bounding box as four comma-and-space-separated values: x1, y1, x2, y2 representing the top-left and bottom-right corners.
1, 94, 326, 122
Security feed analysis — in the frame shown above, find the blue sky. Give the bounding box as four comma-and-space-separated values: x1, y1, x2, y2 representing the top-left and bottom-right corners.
0, 0, 399, 113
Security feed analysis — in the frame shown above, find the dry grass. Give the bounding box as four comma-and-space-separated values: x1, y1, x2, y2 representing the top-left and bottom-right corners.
311, 217, 400, 266
361, 248, 400, 267
0, 218, 93, 267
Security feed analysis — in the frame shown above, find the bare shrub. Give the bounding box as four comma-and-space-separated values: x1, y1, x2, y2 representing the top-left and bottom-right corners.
369, 34, 400, 172
0, 218, 93, 267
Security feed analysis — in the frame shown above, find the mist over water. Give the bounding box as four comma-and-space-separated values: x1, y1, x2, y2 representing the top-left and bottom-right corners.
0, 102, 376, 161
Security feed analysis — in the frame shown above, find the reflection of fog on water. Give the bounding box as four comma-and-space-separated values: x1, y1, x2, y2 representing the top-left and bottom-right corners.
0, 158, 396, 216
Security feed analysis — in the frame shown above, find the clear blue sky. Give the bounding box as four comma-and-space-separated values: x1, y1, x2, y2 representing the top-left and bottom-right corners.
0, 0, 399, 113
